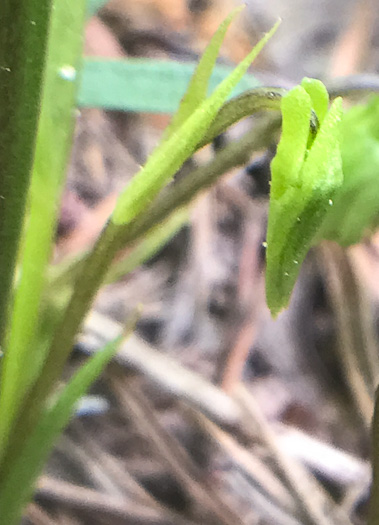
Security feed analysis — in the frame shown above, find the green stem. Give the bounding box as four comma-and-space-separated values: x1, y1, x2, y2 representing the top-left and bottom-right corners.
48, 115, 279, 382
198, 87, 285, 147
51, 114, 281, 297
0, 220, 121, 479
0, 1, 52, 346
49, 113, 281, 291
1, 116, 280, 475
119, 115, 281, 246
104, 207, 189, 284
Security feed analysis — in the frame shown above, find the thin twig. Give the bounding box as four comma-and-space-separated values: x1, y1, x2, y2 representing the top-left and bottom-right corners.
318, 241, 377, 428
191, 410, 303, 525
73, 420, 186, 516
36, 475, 187, 525
274, 422, 370, 489
55, 434, 125, 496
220, 201, 267, 390
109, 371, 245, 525
26, 503, 56, 525
80, 310, 242, 428
235, 385, 354, 525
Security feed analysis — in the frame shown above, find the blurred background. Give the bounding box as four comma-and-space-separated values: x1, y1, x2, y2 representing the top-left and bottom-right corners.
27, 1, 379, 524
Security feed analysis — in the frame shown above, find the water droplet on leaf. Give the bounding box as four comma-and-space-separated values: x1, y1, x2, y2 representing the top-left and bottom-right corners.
59, 65, 76, 81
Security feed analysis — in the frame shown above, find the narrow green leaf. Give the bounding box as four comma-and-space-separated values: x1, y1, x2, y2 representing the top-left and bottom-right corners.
112, 20, 280, 226
0, 334, 123, 525
0, 0, 87, 461
0, 1, 52, 347
78, 58, 260, 112
319, 96, 379, 246
266, 88, 343, 316
164, 6, 243, 139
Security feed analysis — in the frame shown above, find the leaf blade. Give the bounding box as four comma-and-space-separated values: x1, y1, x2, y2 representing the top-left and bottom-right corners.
112, 20, 280, 226
0, 0, 87, 461
164, 5, 244, 139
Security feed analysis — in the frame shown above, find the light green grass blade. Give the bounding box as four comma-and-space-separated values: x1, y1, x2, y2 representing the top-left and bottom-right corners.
0, 334, 123, 525
112, 20, 280, 225
0, 2, 52, 348
0, 0, 86, 460
164, 6, 243, 139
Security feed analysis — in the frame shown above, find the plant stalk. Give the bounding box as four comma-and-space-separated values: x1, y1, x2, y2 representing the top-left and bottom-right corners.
0, 0, 87, 461
1, 115, 280, 475
0, 1, 53, 346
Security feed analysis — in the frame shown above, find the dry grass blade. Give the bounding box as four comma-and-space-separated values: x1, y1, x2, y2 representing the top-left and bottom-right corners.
318, 241, 377, 427
275, 423, 370, 489
109, 371, 245, 525
55, 434, 125, 496
81, 311, 242, 428
70, 420, 204, 525
26, 503, 56, 525
72, 421, 168, 508
191, 410, 303, 525
36, 475, 190, 525
235, 385, 354, 525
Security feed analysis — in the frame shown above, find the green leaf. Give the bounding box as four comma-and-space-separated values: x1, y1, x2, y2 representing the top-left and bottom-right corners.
0, 334, 123, 525
0, 0, 87, 461
112, 19, 280, 226
266, 85, 343, 316
0, 1, 52, 347
78, 58, 260, 112
319, 96, 379, 245
164, 5, 243, 139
